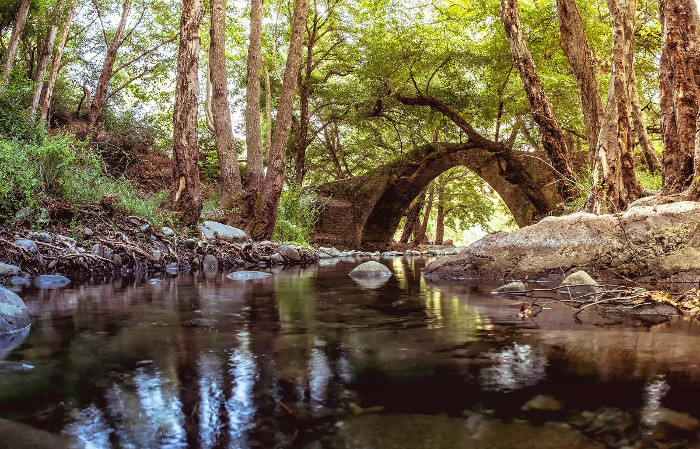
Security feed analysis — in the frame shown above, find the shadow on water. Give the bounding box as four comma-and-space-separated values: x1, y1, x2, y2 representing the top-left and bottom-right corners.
1, 257, 700, 448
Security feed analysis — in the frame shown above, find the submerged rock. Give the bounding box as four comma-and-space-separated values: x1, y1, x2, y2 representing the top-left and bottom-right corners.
226, 271, 273, 281
33, 275, 70, 289
492, 282, 526, 295
349, 261, 392, 278
0, 286, 31, 333
522, 395, 563, 411
199, 221, 249, 244
424, 202, 700, 282
202, 254, 218, 271
0, 263, 21, 278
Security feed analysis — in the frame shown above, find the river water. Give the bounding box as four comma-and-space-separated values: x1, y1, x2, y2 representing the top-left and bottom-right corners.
2, 256, 700, 449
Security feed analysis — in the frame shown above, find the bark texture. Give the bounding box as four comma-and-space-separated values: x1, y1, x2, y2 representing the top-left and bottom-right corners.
400, 189, 426, 244
500, 0, 576, 201
210, 0, 242, 210
39, 0, 79, 123
252, 0, 311, 240
0, 0, 31, 84
660, 0, 700, 193
413, 185, 435, 245
555, 0, 603, 159
244, 0, 264, 195
168, 0, 204, 226
28, 0, 64, 116
585, 0, 643, 213
86, 0, 132, 138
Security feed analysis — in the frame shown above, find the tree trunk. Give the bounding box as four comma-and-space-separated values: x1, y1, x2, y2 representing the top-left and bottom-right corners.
252, 0, 311, 240
412, 185, 435, 245
167, 0, 204, 226
584, 0, 643, 213
39, 0, 79, 123
0, 0, 31, 85
245, 0, 264, 195
500, 0, 576, 201
660, 0, 700, 193
400, 189, 426, 244
210, 0, 242, 210
435, 176, 446, 245
28, 0, 64, 117
555, 0, 603, 161
264, 62, 272, 160
295, 72, 309, 185
86, 0, 132, 139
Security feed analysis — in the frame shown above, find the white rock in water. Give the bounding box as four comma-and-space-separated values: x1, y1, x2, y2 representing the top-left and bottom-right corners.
561, 270, 598, 287
349, 261, 392, 278
226, 271, 273, 281
491, 282, 526, 295
199, 221, 249, 244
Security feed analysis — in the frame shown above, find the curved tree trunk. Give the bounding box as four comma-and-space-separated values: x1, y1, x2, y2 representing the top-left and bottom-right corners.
210, 0, 242, 210
252, 0, 311, 240
39, 0, 79, 124
86, 0, 132, 139
168, 0, 204, 226
555, 0, 603, 161
660, 0, 700, 193
400, 189, 426, 244
500, 0, 576, 201
245, 0, 264, 195
0, 0, 31, 85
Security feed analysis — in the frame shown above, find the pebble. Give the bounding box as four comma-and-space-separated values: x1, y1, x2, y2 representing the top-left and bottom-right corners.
29, 232, 52, 244
202, 254, 218, 271
112, 254, 122, 267
161, 227, 175, 237
152, 250, 161, 261
140, 223, 150, 232
83, 227, 94, 237
91, 244, 104, 257
184, 239, 197, 249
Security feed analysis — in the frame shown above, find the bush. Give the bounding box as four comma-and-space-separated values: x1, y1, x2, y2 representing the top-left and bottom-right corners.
272, 188, 322, 245
0, 140, 39, 218
0, 73, 45, 144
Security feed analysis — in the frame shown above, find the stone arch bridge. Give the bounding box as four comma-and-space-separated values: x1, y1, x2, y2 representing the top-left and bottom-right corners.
310, 142, 563, 250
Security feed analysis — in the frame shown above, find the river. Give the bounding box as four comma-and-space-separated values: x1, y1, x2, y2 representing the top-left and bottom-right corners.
1, 256, 700, 448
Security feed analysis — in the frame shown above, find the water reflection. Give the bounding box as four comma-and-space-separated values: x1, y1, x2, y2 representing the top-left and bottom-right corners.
479, 343, 547, 391
3, 259, 700, 448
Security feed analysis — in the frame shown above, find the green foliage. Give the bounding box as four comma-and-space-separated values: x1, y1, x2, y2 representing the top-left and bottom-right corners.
0, 133, 171, 226
0, 140, 39, 218
637, 169, 662, 191
564, 167, 594, 213
272, 188, 322, 245
0, 74, 45, 144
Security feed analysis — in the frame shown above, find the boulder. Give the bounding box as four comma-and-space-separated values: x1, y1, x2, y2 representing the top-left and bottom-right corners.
424, 202, 700, 282
0, 263, 21, 278
184, 239, 197, 249
202, 254, 218, 271
14, 239, 38, 255
278, 245, 301, 262
199, 221, 249, 244
319, 246, 341, 257
226, 271, 273, 281
33, 275, 70, 289
270, 253, 285, 264
349, 261, 392, 278
561, 270, 598, 287
491, 282, 526, 295
0, 286, 31, 333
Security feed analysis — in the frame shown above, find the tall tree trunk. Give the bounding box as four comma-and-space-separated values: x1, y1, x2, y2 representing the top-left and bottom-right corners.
584, 0, 643, 212
39, 0, 79, 123
400, 189, 427, 244
252, 0, 311, 240
660, 0, 700, 193
210, 0, 242, 210
434, 176, 446, 245
168, 0, 204, 226
86, 0, 132, 139
264, 62, 272, 160
555, 0, 603, 161
323, 122, 345, 180
0, 0, 31, 85
28, 0, 64, 117
412, 185, 435, 245
500, 0, 576, 201
245, 0, 264, 195
295, 73, 309, 185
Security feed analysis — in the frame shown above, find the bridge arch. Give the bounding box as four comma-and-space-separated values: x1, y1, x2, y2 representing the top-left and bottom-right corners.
310, 144, 561, 250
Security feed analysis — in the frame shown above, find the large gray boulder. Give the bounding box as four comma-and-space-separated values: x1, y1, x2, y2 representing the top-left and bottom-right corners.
0, 286, 31, 333
0, 263, 21, 279
349, 261, 392, 278
278, 245, 301, 262
424, 202, 700, 282
199, 221, 249, 244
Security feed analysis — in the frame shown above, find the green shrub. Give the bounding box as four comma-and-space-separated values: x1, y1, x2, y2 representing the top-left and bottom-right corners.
0, 140, 39, 218
637, 169, 662, 191
272, 188, 322, 245
0, 73, 45, 144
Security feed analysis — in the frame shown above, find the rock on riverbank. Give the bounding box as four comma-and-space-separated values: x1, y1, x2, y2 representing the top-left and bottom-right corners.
424, 201, 700, 283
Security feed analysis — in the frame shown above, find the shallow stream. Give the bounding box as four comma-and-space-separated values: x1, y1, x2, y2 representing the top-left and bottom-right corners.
1, 256, 700, 448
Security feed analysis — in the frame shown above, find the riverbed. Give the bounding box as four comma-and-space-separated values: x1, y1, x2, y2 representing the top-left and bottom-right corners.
1, 256, 700, 448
